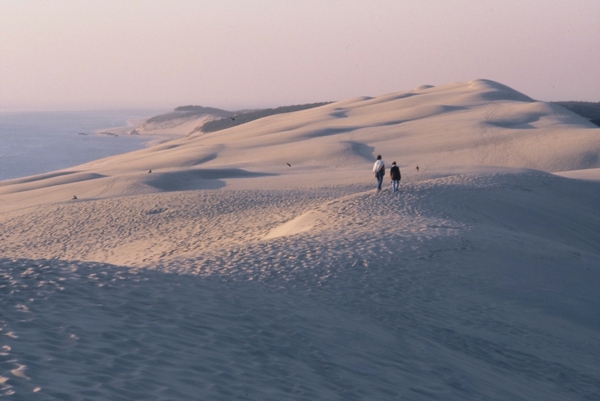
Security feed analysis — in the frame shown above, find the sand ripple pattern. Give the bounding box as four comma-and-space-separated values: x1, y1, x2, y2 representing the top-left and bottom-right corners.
1, 173, 599, 399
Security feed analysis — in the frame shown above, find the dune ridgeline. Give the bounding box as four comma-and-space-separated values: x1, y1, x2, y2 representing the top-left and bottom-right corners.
1, 79, 599, 400
1, 79, 599, 210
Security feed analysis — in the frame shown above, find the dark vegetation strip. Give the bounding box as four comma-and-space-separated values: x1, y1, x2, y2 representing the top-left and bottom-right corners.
552, 101, 600, 127
145, 106, 233, 124
197, 102, 333, 133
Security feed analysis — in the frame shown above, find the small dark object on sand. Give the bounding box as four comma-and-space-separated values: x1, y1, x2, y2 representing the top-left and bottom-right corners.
287, 163, 291, 167
149, 169, 152, 173
72, 195, 77, 200
416, 166, 419, 172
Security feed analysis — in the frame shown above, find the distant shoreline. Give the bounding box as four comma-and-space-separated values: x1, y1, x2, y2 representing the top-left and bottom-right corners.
94, 117, 178, 146
0, 110, 163, 182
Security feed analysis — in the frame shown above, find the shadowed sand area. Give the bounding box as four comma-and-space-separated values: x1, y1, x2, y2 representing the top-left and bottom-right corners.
1, 80, 599, 400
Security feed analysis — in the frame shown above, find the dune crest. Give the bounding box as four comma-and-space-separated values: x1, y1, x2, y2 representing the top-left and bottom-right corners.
1, 80, 600, 400
0, 79, 598, 207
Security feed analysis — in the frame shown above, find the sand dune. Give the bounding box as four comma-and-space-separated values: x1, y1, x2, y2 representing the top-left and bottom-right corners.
1, 79, 599, 400
1, 79, 598, 210
556, 167, 600, 181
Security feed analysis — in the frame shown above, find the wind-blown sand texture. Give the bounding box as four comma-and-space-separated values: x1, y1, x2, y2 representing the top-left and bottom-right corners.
1, 79, 599, 400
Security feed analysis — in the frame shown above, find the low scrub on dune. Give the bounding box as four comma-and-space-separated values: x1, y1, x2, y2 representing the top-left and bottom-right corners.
197, 102, 332, 133
553, 101, 600, 126
144, 106, 234, 124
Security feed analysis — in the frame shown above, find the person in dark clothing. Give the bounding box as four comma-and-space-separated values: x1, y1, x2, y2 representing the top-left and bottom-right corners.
390, 161, 401, 192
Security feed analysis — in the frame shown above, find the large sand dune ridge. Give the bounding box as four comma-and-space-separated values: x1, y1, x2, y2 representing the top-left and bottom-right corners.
1, 79, 599, 400
0, 79, 598, 211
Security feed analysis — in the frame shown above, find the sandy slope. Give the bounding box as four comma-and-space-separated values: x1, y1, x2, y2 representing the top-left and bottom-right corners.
1, 80, 599, 400
0, 79, 598, 212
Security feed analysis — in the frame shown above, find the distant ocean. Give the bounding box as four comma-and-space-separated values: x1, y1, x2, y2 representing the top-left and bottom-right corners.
0, 110, 162, 181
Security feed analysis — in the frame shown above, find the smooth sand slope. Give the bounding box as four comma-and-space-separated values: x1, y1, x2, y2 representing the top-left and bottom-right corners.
1, 79, 599, 400
1, 79, 598, 212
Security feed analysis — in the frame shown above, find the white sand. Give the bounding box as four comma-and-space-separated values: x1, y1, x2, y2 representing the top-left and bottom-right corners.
1, 79, 599, 400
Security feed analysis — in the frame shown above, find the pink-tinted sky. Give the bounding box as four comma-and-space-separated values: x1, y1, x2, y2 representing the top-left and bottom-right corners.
1, 0, 598, 111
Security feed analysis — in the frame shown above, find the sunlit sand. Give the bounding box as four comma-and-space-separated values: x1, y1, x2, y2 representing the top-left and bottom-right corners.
1, 80, 599, 399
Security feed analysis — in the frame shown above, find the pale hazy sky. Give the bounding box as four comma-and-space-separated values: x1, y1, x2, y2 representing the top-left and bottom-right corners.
1, 0, 598, 111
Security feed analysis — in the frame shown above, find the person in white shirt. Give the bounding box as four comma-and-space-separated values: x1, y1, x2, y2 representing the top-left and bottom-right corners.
372, 155, 385, 191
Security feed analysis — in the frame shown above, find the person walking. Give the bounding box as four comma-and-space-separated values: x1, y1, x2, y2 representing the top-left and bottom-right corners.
373, 155, 385, 191
390, 161, 401, 192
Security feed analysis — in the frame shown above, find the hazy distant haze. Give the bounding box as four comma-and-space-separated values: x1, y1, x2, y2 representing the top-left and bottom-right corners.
1, 0, 598, 111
